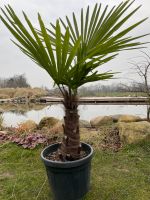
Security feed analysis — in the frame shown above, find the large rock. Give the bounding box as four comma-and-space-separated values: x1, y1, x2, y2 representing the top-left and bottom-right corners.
60, 119, 91, 128
80, 128, 100, 145
118, 115, 141, 123
79, 120, 91, 128
38, 117, 60, 129
118, 121, 150, 144
90, 116, 113, 127
47, 120, 91, 135
49, 122, 63, 135
111, 115, 122, 123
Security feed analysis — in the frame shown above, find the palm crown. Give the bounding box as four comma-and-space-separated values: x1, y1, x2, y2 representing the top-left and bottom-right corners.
44, 0, 148, 89
0, 1, 148, 91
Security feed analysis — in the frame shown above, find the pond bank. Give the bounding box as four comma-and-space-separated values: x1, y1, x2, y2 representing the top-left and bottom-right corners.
0, 96, 149, 105
1, 115, 150, 150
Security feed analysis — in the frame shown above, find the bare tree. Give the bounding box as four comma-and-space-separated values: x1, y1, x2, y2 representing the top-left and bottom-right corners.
130, 51, 150, 121
0, 74, 30, 88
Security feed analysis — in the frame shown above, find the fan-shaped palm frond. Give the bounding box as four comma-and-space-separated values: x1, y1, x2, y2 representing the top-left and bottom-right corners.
46, 1, 148, 64
0, 5, 84, 88
0, 5, 117, 90
0, 1, 148, 91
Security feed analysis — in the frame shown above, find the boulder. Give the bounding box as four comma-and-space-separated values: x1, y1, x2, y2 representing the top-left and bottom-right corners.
79, 120, 91, 128
118, 115, 141, 123
49, 122, 63, 135
117, 121, 150, 144
38, 117, 60, 129
111, 115, 122, 123
80, 128, 100, 145
90, 116, 113, 127
60, 119, 91, 128
47, 120, 91, 135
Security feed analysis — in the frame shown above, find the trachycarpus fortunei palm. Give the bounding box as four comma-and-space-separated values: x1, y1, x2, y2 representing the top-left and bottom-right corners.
0, 0, 148, 160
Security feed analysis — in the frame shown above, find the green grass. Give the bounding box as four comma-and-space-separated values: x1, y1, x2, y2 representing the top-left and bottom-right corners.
0, 141, 150, 200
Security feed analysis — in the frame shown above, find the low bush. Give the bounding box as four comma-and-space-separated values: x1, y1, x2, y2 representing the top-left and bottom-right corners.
15, 120, 37, 134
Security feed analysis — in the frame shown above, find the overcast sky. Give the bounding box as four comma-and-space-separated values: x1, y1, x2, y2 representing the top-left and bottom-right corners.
0, 0, 150, 88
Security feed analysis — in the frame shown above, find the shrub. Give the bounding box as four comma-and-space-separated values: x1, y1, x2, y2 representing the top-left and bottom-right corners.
16, 120, 37, 134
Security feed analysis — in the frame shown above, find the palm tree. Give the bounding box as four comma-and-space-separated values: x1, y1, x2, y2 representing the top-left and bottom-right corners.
0, 1, 148, 160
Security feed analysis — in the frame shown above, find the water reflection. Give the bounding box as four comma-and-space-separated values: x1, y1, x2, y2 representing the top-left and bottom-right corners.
0, 103, 46, 115
1, 103, 147, 127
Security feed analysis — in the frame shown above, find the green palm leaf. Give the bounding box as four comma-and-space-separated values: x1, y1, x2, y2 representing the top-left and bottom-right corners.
47, 1, 148, 58
0, 5, 81, 88
0, 1, 148, 90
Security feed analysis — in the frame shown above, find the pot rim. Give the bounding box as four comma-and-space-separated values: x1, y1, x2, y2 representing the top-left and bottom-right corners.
41, 142, 93, 168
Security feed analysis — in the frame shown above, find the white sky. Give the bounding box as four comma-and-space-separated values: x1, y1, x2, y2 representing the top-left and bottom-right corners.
0, 0, 150, 88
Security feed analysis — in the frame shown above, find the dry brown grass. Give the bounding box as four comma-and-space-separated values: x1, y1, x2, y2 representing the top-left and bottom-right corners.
0, 88, 15, 98
0, 94, 10, 99
16, 120, 37, 134
0, 87, 48, 99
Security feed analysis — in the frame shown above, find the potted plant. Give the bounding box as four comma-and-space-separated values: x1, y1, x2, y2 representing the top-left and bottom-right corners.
0, 1, 148, 199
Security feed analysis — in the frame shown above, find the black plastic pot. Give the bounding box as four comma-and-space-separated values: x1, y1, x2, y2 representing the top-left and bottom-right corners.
41, 142, 93, 200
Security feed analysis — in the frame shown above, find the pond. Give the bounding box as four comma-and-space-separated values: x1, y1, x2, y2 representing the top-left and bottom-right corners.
1, 104, 148, 127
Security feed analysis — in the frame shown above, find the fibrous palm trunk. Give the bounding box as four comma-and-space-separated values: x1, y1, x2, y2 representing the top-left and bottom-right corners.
59, 89, 81, 160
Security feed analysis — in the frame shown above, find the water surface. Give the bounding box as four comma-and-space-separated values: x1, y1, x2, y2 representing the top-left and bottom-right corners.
1, 104, 147, 127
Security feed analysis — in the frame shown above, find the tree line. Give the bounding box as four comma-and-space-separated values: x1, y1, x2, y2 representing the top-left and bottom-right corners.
0, 74, 30, 88
45, 82, 149, 97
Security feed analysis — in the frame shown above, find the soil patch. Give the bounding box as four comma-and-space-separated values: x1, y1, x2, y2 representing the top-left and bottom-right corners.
101, 126, 122, 152
46, 148, 87, 162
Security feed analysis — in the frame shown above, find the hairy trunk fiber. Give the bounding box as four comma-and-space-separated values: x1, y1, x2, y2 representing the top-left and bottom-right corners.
59, 91, 81, 160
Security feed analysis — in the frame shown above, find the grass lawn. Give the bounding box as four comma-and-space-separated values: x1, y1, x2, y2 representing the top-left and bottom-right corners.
0, 141, 150, 200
